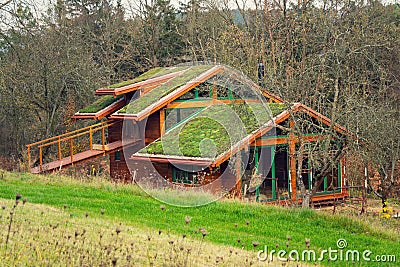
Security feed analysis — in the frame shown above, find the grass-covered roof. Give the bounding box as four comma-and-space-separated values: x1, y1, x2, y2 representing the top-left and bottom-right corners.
116, 65, 213, 115
139, 103, 286, 158
106, 68, 163, 89
106, 66, 192, 89
78, 95, 123, 113
78, 66, 194, 114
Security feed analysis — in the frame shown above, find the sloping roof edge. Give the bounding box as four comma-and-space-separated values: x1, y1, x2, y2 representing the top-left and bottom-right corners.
72, 97, 126, 120
95, 70, 185, 96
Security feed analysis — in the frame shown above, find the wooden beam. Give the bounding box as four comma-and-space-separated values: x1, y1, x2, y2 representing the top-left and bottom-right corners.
288, 119, 297, 201
251, 135, 326, 147
70, 139, 74, 166
341, 157, 347, 195
165, 99, 259, 109
252, 137, 288, 146
89, 128, 93, 150
58, 137, 61, 160
160, 108, 165, 135
293, 103, 348, 134
39, 146, 43, 173
27, 146, 31, 170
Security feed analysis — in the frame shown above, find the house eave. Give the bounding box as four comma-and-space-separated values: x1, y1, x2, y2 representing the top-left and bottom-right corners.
129, 153, 213, 166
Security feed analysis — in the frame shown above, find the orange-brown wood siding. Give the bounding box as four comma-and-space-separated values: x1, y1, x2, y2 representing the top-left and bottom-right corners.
144, 111, 161, 145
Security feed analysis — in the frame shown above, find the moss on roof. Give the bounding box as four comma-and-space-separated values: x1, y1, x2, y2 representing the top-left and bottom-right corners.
117, 65, 213, 115
150, 66, 191, 78
78, 95, 123, 113
106, 68, 164, 89
106, 66, 192, 89
141, 103, 287, 158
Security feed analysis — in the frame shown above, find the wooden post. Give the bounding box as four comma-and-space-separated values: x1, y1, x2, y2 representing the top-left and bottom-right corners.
361, 166, 367, 214
39, 146, 43, 173
271, 147, 277, 200
235, 153, 242, 199
27, 146, 31, 170
289, 119, 297, 201
70, 138, 74, 165
212, 86, 217, 100
89, 128, 93, 150
160, 108, 165, 135
341, 157, 346, 194
58, 137, 61, 160
102, 127, 105, 150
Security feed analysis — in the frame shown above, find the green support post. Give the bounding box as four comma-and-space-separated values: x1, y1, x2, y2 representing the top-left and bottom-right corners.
255, 148, 259, 171
172, 167, 176, 183
271, 147, 276, 200
324, 176, 328, 192
228, 88, 233, 100
256, 186, 260, 202
338, 161, 341, 184
255, 147, 260, 202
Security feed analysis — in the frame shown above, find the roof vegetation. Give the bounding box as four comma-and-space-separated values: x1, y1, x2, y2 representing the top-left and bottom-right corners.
106, 66, 192, 89
106, 68, 163, 89
118, 65, 213, 115
78, 95, 123, 113
150, 66, 191, 78
141, 103, 287, 158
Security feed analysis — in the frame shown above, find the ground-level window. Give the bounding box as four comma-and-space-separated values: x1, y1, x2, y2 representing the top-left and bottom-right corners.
115, 150, 121, 161
172, 167, 199, 185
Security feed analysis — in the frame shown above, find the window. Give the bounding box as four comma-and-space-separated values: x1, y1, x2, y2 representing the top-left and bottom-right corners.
115, 150, 121, 161
164, 108, 203, 131
172, 167, 199, 185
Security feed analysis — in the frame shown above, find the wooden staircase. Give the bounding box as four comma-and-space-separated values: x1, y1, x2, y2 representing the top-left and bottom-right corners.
27, 121, 138, 174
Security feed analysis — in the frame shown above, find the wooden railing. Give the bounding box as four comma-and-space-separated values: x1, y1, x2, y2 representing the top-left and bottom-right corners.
27, 121, 117, 172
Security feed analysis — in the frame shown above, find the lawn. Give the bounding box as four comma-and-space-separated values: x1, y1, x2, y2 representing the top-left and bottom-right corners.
0, 171, 399, 266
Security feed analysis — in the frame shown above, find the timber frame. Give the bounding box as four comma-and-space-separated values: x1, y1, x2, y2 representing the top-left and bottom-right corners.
27, 64, 348, 204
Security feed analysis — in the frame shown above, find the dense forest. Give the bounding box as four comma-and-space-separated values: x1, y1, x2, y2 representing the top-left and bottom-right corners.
0, 0, 399, 196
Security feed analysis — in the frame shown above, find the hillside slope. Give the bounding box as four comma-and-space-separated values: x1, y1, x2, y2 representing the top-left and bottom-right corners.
0, 171, 398, 266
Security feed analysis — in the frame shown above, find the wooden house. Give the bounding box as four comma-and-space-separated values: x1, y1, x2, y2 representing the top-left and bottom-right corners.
27, 64, 348, 204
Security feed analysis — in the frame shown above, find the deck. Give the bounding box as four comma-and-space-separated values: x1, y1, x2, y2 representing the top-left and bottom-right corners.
30, 139, 139, 174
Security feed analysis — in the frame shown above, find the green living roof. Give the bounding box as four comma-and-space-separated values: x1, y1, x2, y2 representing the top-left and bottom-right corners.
79, 95, 123, 113
140, 103, 286, 158
79, 66, 193, 114
106, 68, 163, 89
106, 66, 191, 89
117, 65, 213, 115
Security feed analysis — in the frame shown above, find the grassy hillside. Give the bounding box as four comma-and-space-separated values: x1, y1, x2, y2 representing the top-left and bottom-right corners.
0, 171, 399, 266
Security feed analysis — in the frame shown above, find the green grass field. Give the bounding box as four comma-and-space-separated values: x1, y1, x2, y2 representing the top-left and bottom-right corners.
0, 171, 399, 266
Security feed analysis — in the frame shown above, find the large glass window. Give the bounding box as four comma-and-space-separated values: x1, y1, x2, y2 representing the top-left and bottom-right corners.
164, 108, 203, 131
